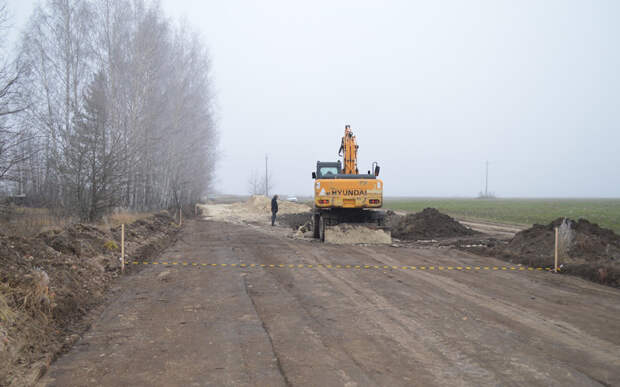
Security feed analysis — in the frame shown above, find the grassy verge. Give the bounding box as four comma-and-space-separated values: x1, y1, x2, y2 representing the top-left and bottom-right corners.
1, 207, 153, 237
384, 198, 620, 233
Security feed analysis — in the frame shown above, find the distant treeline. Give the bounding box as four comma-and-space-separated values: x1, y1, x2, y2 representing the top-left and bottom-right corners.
0, 0, 217, 221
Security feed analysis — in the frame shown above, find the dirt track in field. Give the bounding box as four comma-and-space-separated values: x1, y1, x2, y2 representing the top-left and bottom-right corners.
40, 219, 620, 386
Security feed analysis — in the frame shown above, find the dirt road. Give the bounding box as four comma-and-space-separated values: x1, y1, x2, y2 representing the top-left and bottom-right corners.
40, 219, 620, 386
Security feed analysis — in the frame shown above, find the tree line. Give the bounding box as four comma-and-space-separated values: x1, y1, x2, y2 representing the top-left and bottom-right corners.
0, 0, 217, 221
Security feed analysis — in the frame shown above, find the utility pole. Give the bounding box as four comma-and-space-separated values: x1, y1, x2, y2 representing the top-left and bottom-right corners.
485, 160, 488, 198
265, 154, 269, 197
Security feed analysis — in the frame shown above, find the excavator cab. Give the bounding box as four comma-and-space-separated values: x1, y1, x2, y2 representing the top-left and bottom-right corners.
312, 161, 341, 179
312, 161, 378, 180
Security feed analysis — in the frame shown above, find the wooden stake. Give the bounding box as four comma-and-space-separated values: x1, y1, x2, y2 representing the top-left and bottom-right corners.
554, 227, 559, 273
179, 207, 182, 227
121, 224, 125, 274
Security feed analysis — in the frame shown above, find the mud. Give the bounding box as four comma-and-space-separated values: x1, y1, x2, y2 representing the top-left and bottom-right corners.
390, 208, 479, 241
493, 217, 620, 287
0, 213, 178, 386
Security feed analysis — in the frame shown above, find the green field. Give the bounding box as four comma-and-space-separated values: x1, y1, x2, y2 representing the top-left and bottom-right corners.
384, 198, 620, 233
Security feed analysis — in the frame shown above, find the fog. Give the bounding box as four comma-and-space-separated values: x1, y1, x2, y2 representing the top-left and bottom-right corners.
8, 0, 620, 197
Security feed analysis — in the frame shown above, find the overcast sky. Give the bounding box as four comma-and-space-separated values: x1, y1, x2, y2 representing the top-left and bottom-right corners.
6, 0, 620, 197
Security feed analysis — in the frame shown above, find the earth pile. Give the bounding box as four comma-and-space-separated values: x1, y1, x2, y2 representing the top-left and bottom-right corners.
497, 218, 620, 287
0, 212, 178, 386
390, 208, 478, 240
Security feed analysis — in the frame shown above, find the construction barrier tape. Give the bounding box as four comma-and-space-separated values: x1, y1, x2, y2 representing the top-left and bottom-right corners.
126, 261, 557, 272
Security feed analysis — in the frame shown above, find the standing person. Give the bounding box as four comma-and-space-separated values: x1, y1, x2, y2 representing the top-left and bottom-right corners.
271, 195, 279, 226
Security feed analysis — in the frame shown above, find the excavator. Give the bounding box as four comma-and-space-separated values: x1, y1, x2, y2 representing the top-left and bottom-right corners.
311, 125, 387, 241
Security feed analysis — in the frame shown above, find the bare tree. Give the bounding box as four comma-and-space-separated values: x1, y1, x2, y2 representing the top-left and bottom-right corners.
0, 0, 30, 190
10, 0, 217, 216
248, 170, 261, 195
67, 70, 125, 221
18, 0, 94, 207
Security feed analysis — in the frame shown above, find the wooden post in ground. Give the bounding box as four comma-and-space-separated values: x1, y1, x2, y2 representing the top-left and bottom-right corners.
554, 227, 559, 273
121, 224, 125, 273
179, 207, 182, 227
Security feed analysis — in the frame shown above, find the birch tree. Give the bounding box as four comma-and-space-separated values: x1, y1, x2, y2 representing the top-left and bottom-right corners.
12, 0, 218, 216
0, 0, 30, 187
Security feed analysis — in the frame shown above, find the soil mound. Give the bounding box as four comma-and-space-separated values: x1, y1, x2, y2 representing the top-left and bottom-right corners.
503, 218, 620, 262
390, 208, 478, 240
278, 212, 313, 230
498, 218, 620, 287
0, 212, 178, 386
280, 208, 477, 243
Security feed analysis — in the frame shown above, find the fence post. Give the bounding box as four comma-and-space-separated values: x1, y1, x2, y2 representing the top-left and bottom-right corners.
121, 223, 125, 274
554, 226, 559, 273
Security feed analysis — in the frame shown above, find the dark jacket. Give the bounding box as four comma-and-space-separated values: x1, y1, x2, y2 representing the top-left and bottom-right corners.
271, 197, 278, 213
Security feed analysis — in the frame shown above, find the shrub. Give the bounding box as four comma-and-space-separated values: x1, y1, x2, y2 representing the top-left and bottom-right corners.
104, 240, 119, 251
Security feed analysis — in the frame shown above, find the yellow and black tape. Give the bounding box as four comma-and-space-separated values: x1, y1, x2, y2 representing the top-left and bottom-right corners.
127, 261, 556, 272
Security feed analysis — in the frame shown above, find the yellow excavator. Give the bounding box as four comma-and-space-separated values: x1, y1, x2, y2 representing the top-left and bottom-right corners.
311, 125, 387, 241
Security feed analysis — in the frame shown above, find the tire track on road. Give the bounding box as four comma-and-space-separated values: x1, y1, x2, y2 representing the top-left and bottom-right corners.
242, 274, 291, 387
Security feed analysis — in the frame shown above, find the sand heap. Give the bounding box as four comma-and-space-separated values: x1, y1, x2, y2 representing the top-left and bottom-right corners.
390, 208, 478, 240
324, 224, 392, 244
242, 195, 309, 215
198, 196, 310, 225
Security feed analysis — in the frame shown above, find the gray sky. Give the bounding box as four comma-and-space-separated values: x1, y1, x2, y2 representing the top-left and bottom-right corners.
7, 0, 620, 197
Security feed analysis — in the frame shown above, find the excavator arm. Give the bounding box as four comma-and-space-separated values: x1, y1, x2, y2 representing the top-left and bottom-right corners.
339, 125, 359, 175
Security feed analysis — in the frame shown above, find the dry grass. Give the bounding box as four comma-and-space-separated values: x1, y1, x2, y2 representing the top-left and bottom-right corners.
22, 269, 52, 316
0, 290, 14, 362
0, 207, 154, 237
1, 207, 75, 237
98, 212, 154, 229
0, 290, 15, 332
0, 295, 14, 322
